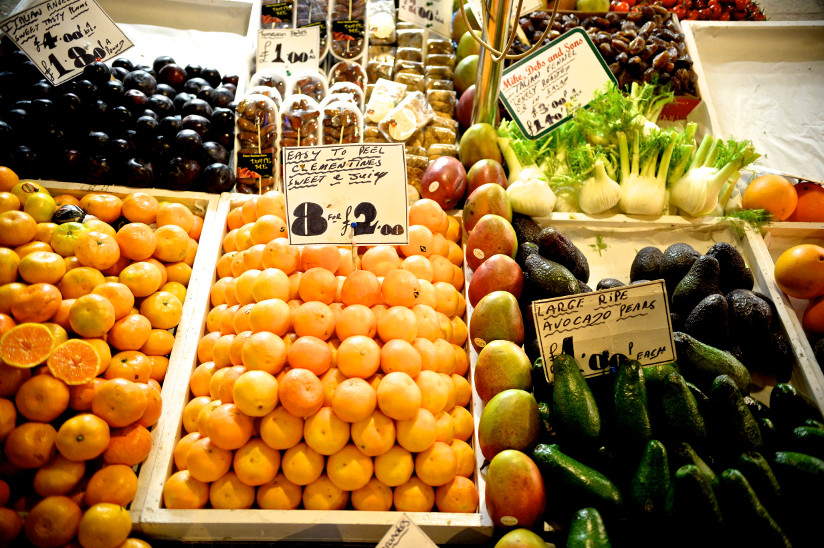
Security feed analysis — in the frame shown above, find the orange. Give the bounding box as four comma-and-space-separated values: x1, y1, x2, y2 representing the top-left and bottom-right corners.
259, 406, 305, 450
68, 377, 104, 412
374, 445, 414, 487
208, 364, 245, 402
400, 224, 435, 258
206, 402, 255, 450
293, 300, 336, 340
85, 464, 138, 507
261, 237, 300, 274
11, 282, 61, 324
787, 182, 824, 222
241, 196, 260, 224
331, 377, 378, 424
183, 396, 212, 434
0, 397, 15, 442
304, 406, 350, 456
0, 312, 15, 336
298, 267, 338, 305
81, 192, 123, 223
210, 470, 256, 509
59, 265, 105, 299
103, 423, 153, 466
77, 502, 132, 548
286, 335, 332, 375
435, 475, 479, 513
140, 290, 183, 329
256, 473, 302, 510
157, 202, 195, 233
256, 190, 287, 219
0, 210, 37, 247
0, 191, 19, 214
141, 328, 175, 356
376, 371, 421, 421
302, 474, 349, 510
251, 268, 290, 303
774, 243, 824, 299
92, 378, 147, 427
186, 436, 233, 483
232, 370, 279, 417
409, 199, 448, 233
69, 293, 116, 338
4, 421, 57, 468
16, 251, 66, 285
336, 335, 381, 379
226, 207, 245, 231
0, 248, 19, 286
190, 363, 216, 399
281, 441, 325, 486
338, 271, 380, 309
742, 174, 797, 221
250, 214, 287, 245
153, 224, 190, 262
242, 331, 288, 375
108, 313, 152, 351
335, 303, 377, 340
74, 230, 121, 270
381, 269, 422, 308
300, 245, 341, 272
163, 469, 210, 509
23, 495, 82, 547
0, 322, 55, 368
0, 166, 20, 192
376, 305, 417, 343
361, 245, 401, 276
188, 214, 204, 241
451, 438, 476, 478
0, 282, 26, 315
380, 338, 422, 377
174, 430, 202, 469
0, 507, 22, 544
350, 409, 395, 457
326, 443, 373, 491
91, 281, 135, 319
415, 440, 457, 487
118, 261, 165, 300
394, 476, 436, 512
137, 382, 163, 427
803, 295, 824, 334
15, 373, 70, 422
233, 437, 281, 487
278, 368, 324, 418
396, 405, 438, 453
121, 192, 159, 224
116, 222, 157, 261
106, 350, 152, 383
351, 477, 393, 511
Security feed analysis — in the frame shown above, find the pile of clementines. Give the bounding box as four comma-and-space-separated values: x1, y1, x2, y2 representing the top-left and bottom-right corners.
164, 192, 479, 514
0, 165, 203, 547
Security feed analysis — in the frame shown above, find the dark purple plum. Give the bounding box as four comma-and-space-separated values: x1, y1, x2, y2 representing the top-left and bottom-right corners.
152, 55, 176, 73
84, 155, 112, 185
112, 58, 135, 71
111, 66, 129, 81
184, 64, 203, 79
181, 98, 212, 118
0, 120, 15, 147
157, 63, 187, 90
211, 86, 235, 108
71, 79, 98, 103
142, 109, 159, 121
148, 94, 175, 117
101, 80, 125, 104
210, 107, 234, 132
200, 67, 221, 88
83, 61, 111, 85
201, 141, 228, 164
87, 131, 109, 149
107, 105, 132, 130
222, 74, 240, 87
201, 162, 235, 193
164, 156, 201, 190
125, 157, 154, 187
123, 70, 157, 96
8, 145, 39, 177
196, 86, 216, 105
152, 134, 175, 163
174, 129, 202, 154
123, 89, 149, 113
182, 77, 210, 95
182, 114, 210, 137
29, 80, 52, 99
155, 84, 176, 99
159, 115, 183, 136
172, 92, 194, 113
108, 138, 135, 161
135, 116, 159, 139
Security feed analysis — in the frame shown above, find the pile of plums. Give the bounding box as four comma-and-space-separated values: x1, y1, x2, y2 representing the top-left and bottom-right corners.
0, 41, 239, 193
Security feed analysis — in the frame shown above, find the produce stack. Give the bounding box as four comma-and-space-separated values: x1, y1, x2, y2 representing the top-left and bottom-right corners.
161, 192, 480, 515
0, 167, 206, 547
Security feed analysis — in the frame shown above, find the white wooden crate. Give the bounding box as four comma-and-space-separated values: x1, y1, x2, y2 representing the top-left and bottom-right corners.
137, 193, 494, 543
37, 180, 222, 527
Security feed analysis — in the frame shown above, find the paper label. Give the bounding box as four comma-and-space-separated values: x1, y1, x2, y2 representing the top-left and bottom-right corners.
257, 26, 320, 73
282, 143, 409, 246
261, 1, 294, 28
0, 0, 134, 86
237, 153, 274, 180
499, 28, 617, 139
376, 514, 439, 548
398, 0, 452, 39
532, 280, 676, 383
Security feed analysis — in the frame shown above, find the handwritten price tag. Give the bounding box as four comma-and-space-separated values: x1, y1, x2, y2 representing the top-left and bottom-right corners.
257, 26, 320, 73
499, 28, 617, 139
376, 514, 439, 548
0, 0, 133, 86
532, 280, 676, 383
282, 143, 409, 246
397, 0, 452, 39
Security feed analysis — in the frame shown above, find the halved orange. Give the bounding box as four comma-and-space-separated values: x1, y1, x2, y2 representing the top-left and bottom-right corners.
47, 339, 101, 385
0, 322, 55, 368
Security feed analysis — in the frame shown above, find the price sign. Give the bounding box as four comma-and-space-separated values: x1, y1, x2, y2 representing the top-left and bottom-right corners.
398, 0, 452, 39
376, 514, 438, 548
282, 143, 409, 246
257, 26, 320, 73
499, 28, 617, 139
532, 280, 676, 384
0, 0, 133, 86
466, 0, 545, 27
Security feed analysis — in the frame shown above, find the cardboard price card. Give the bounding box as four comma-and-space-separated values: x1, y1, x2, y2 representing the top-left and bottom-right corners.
0, 0, 133, 86
376, 514, 439, 548
282, 143, 409, 246
532, 280, 676, 383
398, 0, 452, 39
499, 28, 617, 139
257, 26, 320, 73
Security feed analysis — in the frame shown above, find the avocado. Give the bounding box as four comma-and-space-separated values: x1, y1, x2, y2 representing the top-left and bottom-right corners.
515, 240, 540, 269
537, 226, 590, 283
788, 425, 824, 460
672, 331, 752, 394
552, 353, 601, 446
511, 213, 542, 245
525, 336, 542, 367
614, 359, 652, 458
596, 278, 625, 290
746, 329, 795, 383
708, 374, 763, 463
743, 395, 773, 423
770, 451, 824, 544
524, 253, 580, 300
726, 289, 772, 341
630, 246, 663, 283
665, 464, 725, 545
660, 242, 701, 296
736, 451, 782, 517
670, 255, 721, 315
630, 439, 671, 517
661, 372, 707, 450
769, 383, 824, 431
577, 279, 593, 293
718, 468, 791, 548
669, 311, 682, 332
669, 441, 718, 489
706, 242, 754, 294
685, 381, 710, 416
682, 293, 729, 349
566, 507, 612, 548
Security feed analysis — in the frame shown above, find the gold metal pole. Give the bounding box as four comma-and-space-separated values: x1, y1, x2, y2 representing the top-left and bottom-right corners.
470, 0, 514, 126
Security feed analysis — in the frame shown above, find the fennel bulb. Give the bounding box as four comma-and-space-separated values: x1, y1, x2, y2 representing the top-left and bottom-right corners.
617, 130, 675, 216
506, 178, 557, 217
579, 159, 621, 215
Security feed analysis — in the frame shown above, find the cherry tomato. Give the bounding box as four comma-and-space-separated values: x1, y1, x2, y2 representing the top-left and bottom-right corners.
661, 0, 678, 7
687, 9, 700, 18
718, 10, 731, 19
708, 2, 722, 17
734, 0, 748, 9
672, 4, 688, 18
613, 1, 630, 11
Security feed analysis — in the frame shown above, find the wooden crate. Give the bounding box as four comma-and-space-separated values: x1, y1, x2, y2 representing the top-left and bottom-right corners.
747, 222, 824, 411
38, 180, 222, 527
137, 193, 494, 543
510, 213, 824, 412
